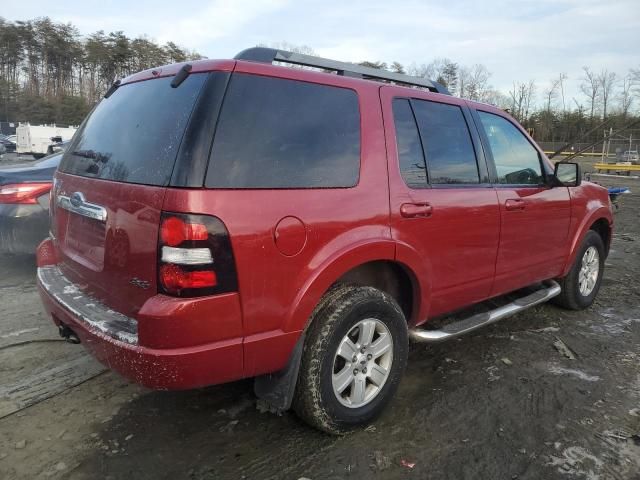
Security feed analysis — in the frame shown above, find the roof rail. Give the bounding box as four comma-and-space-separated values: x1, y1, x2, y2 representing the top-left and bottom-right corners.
234, 47, 451, 95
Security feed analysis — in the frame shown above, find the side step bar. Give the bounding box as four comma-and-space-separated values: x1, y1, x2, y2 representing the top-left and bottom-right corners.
409, 280, 561, 343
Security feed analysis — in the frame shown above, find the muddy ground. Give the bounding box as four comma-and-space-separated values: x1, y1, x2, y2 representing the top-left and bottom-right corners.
0, 167, 638, 479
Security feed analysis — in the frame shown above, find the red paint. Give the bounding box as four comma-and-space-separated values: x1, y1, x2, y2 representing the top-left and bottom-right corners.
38, 282, 243, 389
37, 56, 613, 390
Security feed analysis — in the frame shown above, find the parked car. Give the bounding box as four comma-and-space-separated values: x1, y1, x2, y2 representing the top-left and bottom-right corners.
0, 134, 16, 153
0, 152, 61, 254
47, 139, 70, 155
36, 48, 613, 434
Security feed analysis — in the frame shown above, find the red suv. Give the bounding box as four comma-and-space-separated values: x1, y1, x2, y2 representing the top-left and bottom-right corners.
37, 48, 613, 434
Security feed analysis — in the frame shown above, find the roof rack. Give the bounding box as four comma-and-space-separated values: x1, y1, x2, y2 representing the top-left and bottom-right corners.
234, 47, 451, 95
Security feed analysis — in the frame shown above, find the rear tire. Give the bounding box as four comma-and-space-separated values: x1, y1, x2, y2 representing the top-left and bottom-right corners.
293, 285, 408, 435
554, 230, 605, 310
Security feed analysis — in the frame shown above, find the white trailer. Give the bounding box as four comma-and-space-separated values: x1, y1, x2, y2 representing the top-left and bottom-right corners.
16, 124, 77, 158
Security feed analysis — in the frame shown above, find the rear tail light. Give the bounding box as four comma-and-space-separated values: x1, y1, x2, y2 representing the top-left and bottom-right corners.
158, 212, 238, 297
0, 183, 52, 204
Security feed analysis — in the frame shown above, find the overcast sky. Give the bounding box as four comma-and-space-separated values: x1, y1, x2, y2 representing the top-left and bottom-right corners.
6, 0, 640, 103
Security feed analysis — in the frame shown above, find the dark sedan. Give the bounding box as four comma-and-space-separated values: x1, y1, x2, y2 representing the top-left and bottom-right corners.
0, 152, 61, 254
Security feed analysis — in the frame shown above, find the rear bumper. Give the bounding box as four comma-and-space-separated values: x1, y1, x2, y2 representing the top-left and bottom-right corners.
37, 264, 244, 390
0, 204, 49, 254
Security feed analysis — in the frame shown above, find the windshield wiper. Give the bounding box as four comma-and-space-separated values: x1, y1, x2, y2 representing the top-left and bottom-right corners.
104, 80, 121, 99
72, 149, 110, 163
171, 64, 192, 88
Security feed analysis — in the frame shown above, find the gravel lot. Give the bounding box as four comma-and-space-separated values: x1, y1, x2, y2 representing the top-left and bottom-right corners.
0, 170, 638, 480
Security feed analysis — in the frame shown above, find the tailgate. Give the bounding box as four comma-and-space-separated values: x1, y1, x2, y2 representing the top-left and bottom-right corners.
53, 172, 164, 317
50, 71, 209, 318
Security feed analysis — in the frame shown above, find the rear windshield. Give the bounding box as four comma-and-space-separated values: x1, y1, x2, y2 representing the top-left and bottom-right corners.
60, 73, 206, 186
206, 73, 360, 189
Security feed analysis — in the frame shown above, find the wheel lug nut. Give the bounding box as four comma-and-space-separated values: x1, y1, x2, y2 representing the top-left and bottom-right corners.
367, 354, 372, 360
360, 347, 366, 353
362, 367, 367, 374
353, 369, 359, 375
352, 355, 357, 362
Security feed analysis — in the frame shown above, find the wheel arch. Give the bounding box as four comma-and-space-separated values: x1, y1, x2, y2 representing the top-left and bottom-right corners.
561, 209, 613, 277
283, 241, 426, 333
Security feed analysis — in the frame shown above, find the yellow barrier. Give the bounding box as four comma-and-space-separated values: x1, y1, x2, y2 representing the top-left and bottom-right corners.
594, 163, 640, 172
543, 151, 607, 157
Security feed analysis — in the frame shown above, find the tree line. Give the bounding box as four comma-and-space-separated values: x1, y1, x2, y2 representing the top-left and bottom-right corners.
0, 17, 202, 125
358, 56, 639, 147
0, 20, 638, 148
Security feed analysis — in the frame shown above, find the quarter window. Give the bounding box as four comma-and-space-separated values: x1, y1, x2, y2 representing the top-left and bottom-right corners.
477, 111, 544, 185
206, 74, 360, 188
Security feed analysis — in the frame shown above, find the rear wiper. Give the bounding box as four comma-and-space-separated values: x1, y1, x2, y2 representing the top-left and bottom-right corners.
104, 79, 121, 99
171, 64, 192, 88
72, 150, 110, 163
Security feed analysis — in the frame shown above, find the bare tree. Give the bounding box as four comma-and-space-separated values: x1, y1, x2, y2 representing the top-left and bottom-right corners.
509, 80, 536, 122
557, 73, 568, 115
544, 77, 560, 112
459, 64, 491, 101
598, 69, 617, 118
483, 89, 511, 109
580, 67, 600, 120
390, 61, 405, 74
618, 75, 634, 117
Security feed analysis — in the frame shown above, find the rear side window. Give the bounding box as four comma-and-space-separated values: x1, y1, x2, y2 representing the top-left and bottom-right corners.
411, 100, 479, 185
206, 74, 360, 188
392, 99, 427, 188
60, 74, 207, 186
477, 111, 543, 185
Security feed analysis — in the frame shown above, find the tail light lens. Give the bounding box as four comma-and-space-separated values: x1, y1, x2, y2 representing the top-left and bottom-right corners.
0, 183, 52, 204
158, 212, 238, 297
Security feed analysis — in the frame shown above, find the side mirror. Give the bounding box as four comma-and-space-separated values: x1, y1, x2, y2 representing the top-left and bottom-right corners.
554, 162, 581, 187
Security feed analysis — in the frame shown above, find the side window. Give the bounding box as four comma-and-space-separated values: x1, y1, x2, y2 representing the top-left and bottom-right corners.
412, 100, 480, 184
206, 74, 360, 188
392, 99, 427, 188
477, 111, 544, 185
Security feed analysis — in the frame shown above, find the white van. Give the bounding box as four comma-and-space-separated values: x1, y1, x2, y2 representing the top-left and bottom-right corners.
16, 124, 77, 158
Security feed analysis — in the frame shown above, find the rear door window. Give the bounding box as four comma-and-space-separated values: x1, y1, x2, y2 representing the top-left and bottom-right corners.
392, 99, 427, 188
60, 73, 207, 186
206, 73, 360, 188
477, 111, 544, 185
411, 100, 480, 185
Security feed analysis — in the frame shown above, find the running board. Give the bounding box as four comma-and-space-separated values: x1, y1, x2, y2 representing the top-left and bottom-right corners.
409, 280, 561, 343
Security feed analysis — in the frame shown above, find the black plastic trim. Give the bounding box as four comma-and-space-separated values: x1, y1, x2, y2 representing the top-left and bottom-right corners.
171, 72, 232, 187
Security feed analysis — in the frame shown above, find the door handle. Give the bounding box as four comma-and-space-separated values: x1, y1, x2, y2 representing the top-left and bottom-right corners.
400, 203, 433, 218
505, 199, 526, 211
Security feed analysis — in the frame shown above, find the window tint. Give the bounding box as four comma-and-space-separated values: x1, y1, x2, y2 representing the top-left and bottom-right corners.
206, 74, 360, 188
392, 99, 427, 188
60, 74, 206, 186
412, 100, 479, 184
478, 111, 544, 185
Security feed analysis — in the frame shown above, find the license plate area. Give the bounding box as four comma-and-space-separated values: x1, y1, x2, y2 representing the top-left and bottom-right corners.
63, 214, 106, 270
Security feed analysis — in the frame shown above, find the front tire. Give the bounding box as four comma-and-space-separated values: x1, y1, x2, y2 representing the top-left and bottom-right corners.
293, 285, 408, 434
554, 230, 605, 310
